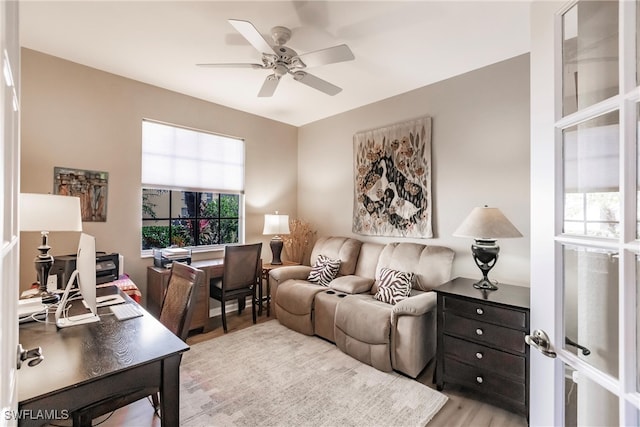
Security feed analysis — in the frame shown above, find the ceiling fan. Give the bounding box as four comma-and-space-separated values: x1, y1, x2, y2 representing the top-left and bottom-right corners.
197, 19, 355, 97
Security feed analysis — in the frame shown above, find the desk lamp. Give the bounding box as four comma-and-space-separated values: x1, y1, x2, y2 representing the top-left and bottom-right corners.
453, 205, 522, 290
263, 212, 290, 265
20, 193, 82, 303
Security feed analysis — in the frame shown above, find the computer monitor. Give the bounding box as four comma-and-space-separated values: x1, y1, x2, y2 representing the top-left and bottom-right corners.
55, 233, 100, 328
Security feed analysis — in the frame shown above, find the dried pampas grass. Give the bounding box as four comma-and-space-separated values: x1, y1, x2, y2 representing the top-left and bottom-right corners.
283, 219, 317, 265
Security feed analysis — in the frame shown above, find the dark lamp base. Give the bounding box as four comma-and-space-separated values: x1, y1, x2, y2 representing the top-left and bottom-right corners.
473, 278, 498, 291
269, 237, 284, 265
471, 239, 500, 291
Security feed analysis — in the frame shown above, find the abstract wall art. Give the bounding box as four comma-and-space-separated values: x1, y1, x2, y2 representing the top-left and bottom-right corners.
353, 116, 432, 238
54, 166, 109, 222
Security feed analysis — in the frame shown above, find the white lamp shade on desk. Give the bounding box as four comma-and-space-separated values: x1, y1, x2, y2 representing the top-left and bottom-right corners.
20, 193, 82, 300
20, 193, 82, 232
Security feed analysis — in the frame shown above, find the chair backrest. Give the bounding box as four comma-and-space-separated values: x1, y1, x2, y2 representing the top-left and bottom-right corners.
159, 262, 204, 341
223, 243, 262, 292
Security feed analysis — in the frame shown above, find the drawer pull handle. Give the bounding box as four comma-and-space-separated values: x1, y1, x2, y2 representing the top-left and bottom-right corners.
476, 308, 484, 315
476, 376, 484, 384
475, 328, 483, 336
475, 352, 483, 359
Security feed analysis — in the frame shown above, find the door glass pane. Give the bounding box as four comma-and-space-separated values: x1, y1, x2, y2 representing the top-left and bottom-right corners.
565, 364, 619, 426
562, 1, 619, 116
563, 111, 620, 238
563, 245, 619, 378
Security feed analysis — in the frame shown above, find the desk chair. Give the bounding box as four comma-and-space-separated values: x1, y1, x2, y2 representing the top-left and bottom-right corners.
151, 262, 204, 410
73, 262, 204, 425
210, 243, 262, 333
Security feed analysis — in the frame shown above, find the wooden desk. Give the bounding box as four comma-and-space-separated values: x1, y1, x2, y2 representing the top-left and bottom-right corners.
147, 259, 223, 332
147, 258, 295, 325
17, 287, 189, 427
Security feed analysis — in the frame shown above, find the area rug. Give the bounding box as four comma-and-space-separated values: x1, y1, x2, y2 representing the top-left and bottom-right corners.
179, 320, 447, 426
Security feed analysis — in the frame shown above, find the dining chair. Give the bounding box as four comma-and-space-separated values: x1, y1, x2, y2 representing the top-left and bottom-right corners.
210, 243, 262, 333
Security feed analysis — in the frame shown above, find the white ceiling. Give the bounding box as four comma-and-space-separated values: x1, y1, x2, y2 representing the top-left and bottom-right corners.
19, 1, 531, 127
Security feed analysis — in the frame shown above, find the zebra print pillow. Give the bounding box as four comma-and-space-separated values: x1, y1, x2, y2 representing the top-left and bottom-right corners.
374, 268, 414, 305
307, 254, 341, 286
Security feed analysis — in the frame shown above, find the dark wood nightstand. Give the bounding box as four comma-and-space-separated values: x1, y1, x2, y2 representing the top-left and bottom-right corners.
434, 277, 530, 417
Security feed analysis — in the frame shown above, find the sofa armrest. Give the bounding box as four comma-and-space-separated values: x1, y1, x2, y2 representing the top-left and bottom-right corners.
270, 266, 312, 282
391, 291, 437, 318
269, 266, 313, 303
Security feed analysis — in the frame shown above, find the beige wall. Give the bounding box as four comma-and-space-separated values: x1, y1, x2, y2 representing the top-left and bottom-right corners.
297, 54, 531, 286
20, 49, 531, 298
20, 48, 298, 298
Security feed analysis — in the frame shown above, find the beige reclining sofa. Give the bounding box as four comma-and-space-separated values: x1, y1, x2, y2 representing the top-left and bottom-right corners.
270, 236, 455, 378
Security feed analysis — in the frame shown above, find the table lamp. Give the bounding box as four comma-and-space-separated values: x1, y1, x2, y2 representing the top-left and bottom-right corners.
453, 205, 522, 290
20, 193, 82, 303
263, 212, 290, 265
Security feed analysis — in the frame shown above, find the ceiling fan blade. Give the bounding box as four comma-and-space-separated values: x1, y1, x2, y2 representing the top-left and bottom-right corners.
258, 74, 280, 97
291, 71, 342, 96
228, 19, 276, 55
295, 44, 355, 68
196, 63, 265, 69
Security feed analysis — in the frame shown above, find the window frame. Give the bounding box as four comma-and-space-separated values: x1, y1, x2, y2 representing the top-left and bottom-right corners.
140, 120, 245, 255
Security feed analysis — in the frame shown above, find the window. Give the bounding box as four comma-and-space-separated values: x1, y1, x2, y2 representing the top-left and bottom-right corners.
141, 120, 244, 251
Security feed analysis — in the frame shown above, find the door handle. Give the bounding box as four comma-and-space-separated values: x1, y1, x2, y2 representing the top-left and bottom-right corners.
17, 344, 44, 369
525, 329, 557, 358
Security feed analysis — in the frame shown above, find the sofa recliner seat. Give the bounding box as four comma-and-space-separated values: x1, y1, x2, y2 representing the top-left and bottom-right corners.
334, 243, 455, 378
274, 236, 362, 335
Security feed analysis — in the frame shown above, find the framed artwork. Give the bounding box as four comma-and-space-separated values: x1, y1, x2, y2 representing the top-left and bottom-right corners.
54, 166, 109, 222
353, 116, 433, 238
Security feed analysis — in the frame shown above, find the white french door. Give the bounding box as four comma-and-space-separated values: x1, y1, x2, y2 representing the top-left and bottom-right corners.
530, 1, 640, 425
0, 0, 20, 425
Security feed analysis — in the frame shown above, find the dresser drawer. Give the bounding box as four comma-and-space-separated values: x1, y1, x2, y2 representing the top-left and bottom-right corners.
443, 312, 526, 354
443, 335, 525, 380
443, 358, 526, 405
443, 296, 527, 329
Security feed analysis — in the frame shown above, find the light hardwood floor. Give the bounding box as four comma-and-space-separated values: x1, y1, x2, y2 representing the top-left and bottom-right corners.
93, 310, 527, 427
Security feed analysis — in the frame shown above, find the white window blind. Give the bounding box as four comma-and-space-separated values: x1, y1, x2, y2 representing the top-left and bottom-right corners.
142, 120, 244, 193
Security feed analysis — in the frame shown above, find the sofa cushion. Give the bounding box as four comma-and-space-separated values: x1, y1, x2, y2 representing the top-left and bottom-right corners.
373, 243, 455, 292
373, 268, 414, 305
329, 275, 374, 294
307, 254, 341, 286
310, 237, 362, 276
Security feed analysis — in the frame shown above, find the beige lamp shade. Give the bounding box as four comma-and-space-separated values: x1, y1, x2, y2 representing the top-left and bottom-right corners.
453, 206, 522, 239
20, 193, 82, 232
263, 213, 290, 235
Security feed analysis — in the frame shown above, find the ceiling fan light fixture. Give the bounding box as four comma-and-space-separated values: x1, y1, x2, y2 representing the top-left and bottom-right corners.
270, 26, 292, 46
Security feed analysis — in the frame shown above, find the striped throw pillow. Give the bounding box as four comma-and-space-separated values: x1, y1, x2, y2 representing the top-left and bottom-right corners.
374, 268, 414, 305
307, 254, 341, 286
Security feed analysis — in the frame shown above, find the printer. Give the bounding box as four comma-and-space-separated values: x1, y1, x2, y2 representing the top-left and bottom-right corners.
50, 252, 120, 289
